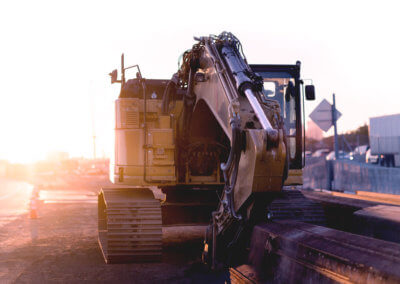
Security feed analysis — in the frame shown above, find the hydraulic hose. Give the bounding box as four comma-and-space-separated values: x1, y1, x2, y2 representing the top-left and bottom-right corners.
220, 117, 242, 220
161, 73, 179, 115
182, 68, 196, 140
161, 81, 173, 115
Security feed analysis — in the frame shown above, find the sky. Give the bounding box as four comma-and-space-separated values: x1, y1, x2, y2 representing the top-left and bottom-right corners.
0, 0, 399, 163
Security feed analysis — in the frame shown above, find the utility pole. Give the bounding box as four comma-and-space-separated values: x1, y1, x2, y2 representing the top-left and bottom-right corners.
332, 93, 339, 159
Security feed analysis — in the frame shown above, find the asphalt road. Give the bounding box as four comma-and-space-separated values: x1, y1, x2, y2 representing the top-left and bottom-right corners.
0, 179, 228, 283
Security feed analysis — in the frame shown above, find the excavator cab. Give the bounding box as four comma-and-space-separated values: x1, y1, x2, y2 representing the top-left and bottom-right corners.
250, 63, 315, 185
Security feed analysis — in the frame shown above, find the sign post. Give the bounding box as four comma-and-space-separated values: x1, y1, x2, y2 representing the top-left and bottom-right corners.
332, 94, 339, 160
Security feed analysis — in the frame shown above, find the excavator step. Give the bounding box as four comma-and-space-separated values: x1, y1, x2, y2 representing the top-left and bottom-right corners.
98, 188, 162, 263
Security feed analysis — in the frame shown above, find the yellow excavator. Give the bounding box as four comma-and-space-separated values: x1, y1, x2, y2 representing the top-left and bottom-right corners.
98, 32, 317, 267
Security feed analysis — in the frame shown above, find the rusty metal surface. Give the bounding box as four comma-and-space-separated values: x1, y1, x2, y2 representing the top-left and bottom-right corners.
303, 189, 400, 244
355, 204, 400, 222
302, 190, 382, 209
230, 265, 257, 283
353, 205, 400, 243
98, 188, 162, 263
242, 220, 400, 283
267, 190, 326, 225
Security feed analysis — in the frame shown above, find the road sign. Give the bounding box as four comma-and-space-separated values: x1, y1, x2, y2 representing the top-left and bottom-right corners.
309, 98, 341, 132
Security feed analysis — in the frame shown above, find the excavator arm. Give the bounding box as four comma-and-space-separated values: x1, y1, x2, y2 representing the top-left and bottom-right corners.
174, 32, 287, 267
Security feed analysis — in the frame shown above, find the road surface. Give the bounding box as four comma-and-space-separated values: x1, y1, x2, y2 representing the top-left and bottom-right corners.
0, 178, 227, 283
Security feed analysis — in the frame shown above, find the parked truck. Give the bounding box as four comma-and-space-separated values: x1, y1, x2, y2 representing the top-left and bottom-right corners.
369, 114, 400, 167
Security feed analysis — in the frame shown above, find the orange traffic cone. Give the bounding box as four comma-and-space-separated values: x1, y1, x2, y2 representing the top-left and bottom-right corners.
29, 199, 38, 219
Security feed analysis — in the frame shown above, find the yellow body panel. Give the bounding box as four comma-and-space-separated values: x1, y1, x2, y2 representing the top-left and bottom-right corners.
284, 169, 303, 185
113, 98, 176, 185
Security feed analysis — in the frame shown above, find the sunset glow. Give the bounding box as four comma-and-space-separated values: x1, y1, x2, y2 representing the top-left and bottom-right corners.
1, 0, 399, 163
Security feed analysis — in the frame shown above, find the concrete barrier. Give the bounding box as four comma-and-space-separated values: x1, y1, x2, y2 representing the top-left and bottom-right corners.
332, 160, 400, 194
303, 158, 332, 190
304, 159, 400, 194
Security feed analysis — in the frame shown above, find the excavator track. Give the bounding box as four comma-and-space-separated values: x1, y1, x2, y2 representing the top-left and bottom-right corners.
98, 188, 162, 263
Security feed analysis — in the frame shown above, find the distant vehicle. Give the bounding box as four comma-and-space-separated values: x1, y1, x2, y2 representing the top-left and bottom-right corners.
312, 149, 330, 158
366, 148, 380, 164
354, 145, 369, 156
350, 145, 369, 162
305, 151, 312, 158
369, 114, 400, 167
326, 150, 350, 161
